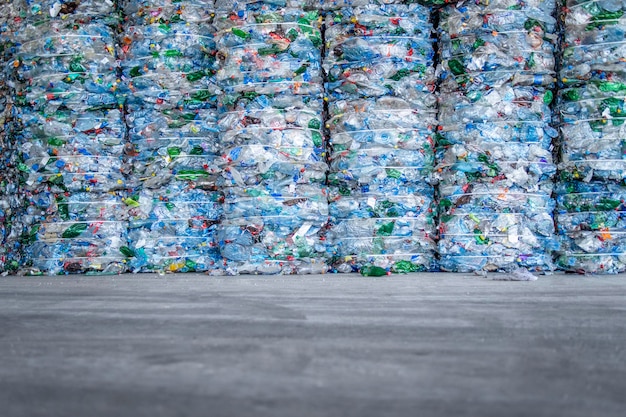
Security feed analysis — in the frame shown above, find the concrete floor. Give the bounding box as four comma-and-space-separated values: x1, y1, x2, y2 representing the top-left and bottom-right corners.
0, 273, 624, 417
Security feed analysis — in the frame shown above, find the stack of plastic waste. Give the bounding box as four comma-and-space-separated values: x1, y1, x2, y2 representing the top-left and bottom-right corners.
555, 1, 626, 273
120, 0, 223, 273
7, 0, 129, 275
214, 1, 330, 275
436, 0, 559, 272
316, 0, 453, 10
324, 2, 438, 275
0, 0, 22, 273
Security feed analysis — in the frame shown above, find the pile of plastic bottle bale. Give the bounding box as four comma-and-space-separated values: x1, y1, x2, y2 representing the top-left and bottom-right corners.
2, 0, 626, 276
324, 1, 438, 275
120, 0, 223, 273
213, 1, 330, 274
7, 0, 130, 275
0, 0, 20, 274
436, 0, 559, 272
555, 0, 626, 273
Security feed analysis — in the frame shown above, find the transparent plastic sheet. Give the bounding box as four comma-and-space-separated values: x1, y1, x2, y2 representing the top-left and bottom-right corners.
7, 10, 131, 275
121, 2, 223, 273
324, 4, 437, 274
555, 181, 626, 274
215, 3, 329, 274
436, 0, 558, 272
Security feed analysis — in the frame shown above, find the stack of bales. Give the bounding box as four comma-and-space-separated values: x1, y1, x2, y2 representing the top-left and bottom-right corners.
120, 0, 223, 273
324, 1, 438, 274
9, 0, 128, 275
0, 0, 23, 273
214, 1, 329, 274
555, 1, 626, 273
436, 0, 559, 273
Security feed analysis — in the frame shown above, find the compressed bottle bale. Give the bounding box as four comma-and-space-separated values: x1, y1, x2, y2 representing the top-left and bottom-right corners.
218, 184, 329, 275
324, 3, 438, 274
121, 0, 214, 25
216, 94, 327, 188
126, 184, 223, 273
315, 0, 452, 11
0, 0, 21, 273
17, 0, 118, 18
327, 185, 437, 273
554, 181, 626, 274
214, 5, 323, 93
436, 0, 558, 272
558, 0, 626, 182
9, 8, 129, 275
560, 0, 626, 86
120, 0, 223, 273
556, 1, 626, 273
121, 21, 219, 188
20, 191, 129, 275
214, 2, 330, 274
324, 3, 436, 108
438, 188, 557, 272
557, 82, 626, 182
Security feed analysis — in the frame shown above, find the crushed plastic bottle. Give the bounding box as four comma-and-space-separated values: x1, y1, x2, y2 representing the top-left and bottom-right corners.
120, 1, 223, 273
436, 0, 558, 272
324, 3, 438, 273
214, 2, 330, 274
360, 264, 389, 276
8, 5, 129, 275
556, 1, 626, 273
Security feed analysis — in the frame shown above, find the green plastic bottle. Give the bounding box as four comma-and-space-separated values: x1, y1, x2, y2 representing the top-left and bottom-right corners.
360, 265, 388, 277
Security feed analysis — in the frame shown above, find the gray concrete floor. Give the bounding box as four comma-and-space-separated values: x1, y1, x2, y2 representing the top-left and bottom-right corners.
0, 273, 624, 417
